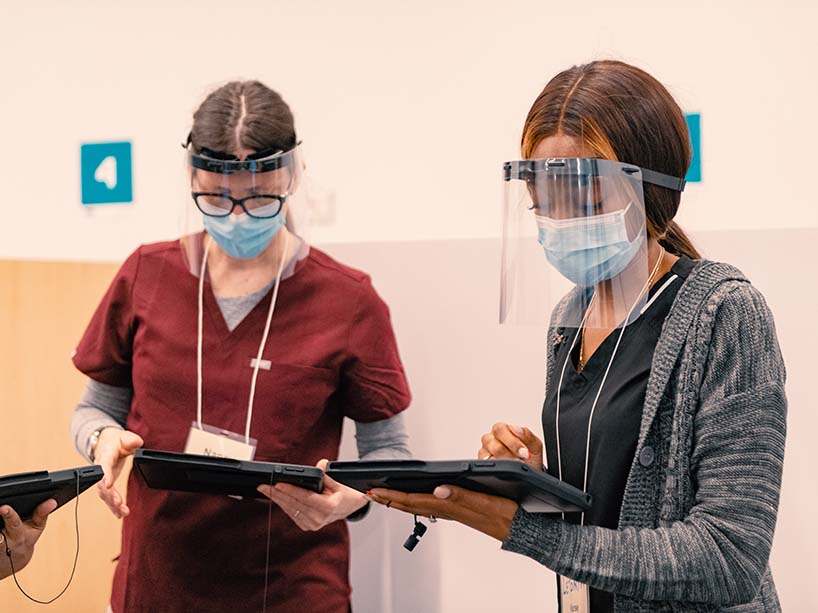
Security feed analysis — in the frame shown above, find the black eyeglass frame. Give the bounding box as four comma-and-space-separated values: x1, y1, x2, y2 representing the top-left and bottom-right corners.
190, 192, 287, 219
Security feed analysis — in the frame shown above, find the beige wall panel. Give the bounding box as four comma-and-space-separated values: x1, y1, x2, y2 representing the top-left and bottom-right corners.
0, 260, 120, 612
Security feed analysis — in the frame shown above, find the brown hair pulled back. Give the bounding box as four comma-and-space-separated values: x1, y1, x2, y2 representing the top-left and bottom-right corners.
522, 60, 700, 259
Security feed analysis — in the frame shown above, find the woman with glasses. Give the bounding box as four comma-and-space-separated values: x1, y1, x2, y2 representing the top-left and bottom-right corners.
69, 80, 412, 613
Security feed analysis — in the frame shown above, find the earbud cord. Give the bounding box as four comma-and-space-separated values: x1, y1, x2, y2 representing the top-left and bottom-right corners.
1, 471, 81, 604
262, 471, 274, 613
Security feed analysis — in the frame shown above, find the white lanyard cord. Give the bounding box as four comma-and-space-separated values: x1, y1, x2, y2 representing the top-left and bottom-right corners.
196, 231, 291, 443
639, 274, 678, 316
555, 249, 664, 526
246, 232, 290, 442
196, 240, 211, 432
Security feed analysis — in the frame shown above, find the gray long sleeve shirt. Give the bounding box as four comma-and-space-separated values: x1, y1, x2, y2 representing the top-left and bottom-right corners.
502, 260, 786, 612
71, 379, 410, 462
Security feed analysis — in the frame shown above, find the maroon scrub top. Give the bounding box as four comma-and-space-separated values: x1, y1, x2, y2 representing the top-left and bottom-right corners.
73, 238, 411, 613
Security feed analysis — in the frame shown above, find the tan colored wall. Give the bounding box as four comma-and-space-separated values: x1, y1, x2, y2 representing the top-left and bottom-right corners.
0, 260, 120, 612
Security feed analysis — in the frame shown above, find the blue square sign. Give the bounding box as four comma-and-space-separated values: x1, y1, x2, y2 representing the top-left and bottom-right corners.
685, 114, 701, 183
80, 141, 133, 205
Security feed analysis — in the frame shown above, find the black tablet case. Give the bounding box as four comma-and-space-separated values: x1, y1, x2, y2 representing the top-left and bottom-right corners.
0, 465, 103, 529
327, 459, 592, 513
133, 449, 325, 498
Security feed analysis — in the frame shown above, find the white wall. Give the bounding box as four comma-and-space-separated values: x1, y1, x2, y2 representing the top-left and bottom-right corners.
2, 0, 816, 262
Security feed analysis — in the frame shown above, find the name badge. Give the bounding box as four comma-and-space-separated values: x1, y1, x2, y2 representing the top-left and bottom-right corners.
559, 576, 590, 613
184, 422, 257, 461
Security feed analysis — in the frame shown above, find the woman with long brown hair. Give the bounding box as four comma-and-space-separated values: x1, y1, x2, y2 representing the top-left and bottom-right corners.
370, 60, 786, 612
69, 80, 412, 612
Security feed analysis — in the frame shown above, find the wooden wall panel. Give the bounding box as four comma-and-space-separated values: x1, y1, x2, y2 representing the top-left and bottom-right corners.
0, 259, 122, 612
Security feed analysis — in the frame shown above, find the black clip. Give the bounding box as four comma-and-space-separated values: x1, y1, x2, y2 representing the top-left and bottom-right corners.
403, 515, 428, 552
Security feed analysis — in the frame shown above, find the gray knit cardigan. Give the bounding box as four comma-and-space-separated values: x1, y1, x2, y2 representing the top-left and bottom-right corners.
502, 260, 787, 612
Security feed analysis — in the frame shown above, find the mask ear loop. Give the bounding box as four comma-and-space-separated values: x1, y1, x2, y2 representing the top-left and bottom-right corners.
1, 470, 82, 604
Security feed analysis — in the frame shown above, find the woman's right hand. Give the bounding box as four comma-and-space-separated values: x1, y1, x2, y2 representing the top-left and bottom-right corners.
94, 428, 143, 518
479, 423, 544, 471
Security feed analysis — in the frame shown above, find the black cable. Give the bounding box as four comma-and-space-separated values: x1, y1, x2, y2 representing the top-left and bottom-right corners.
2, 470, 81, 604
262, 472, 274, 613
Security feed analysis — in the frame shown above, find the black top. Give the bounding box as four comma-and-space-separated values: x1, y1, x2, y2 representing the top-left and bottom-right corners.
542, 255, 694, 612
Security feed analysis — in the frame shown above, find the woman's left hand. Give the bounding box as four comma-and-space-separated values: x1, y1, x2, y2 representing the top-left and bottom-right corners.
368, 486, 518, 542
257, 459, 369, 532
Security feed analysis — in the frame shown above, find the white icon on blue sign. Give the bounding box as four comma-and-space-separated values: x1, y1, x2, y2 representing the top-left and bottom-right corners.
81, 141, 133, 205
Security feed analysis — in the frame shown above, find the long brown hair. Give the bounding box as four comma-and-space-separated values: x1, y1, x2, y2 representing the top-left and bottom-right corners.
522, 60, 700, 259
190, 80, 296, 154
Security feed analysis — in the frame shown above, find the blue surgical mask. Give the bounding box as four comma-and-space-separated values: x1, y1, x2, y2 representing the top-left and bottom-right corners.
536, 203, 644, 287
203, 213, 286, 259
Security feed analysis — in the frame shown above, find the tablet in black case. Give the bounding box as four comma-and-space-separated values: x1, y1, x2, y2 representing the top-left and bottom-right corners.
326, 459, 592, 513
0, 465, 103, 529
133, 449, 325, 498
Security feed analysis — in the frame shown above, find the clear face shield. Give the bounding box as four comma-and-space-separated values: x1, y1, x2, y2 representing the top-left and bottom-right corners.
181, 137, 305, 277
500, 158, 685, 329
